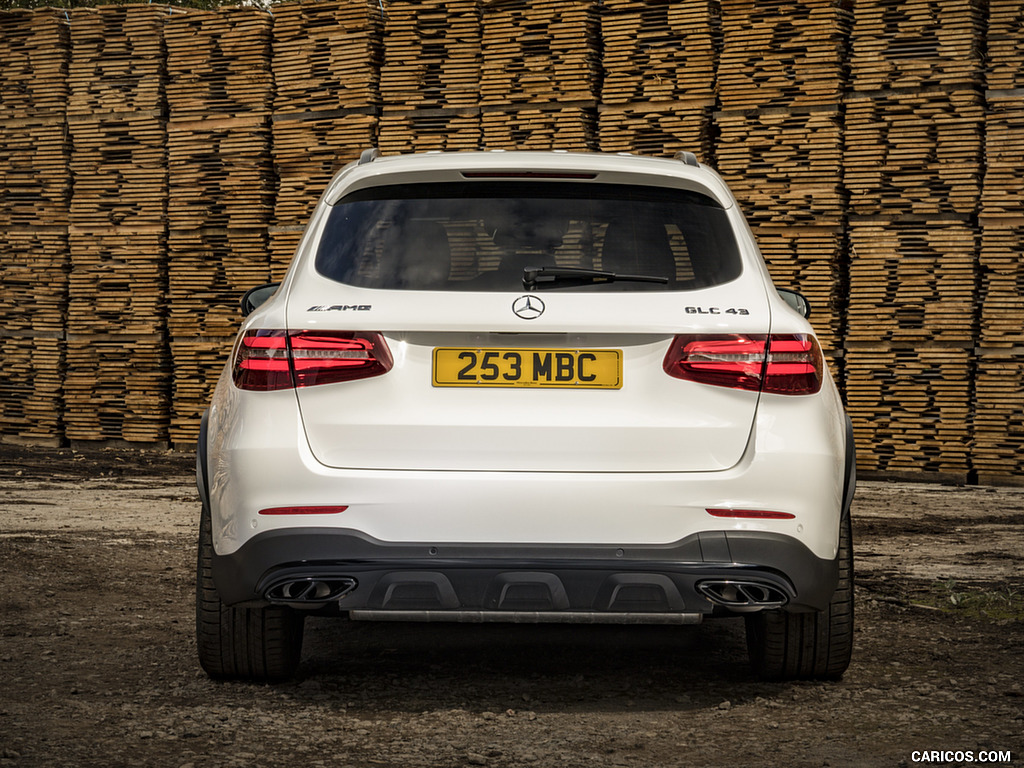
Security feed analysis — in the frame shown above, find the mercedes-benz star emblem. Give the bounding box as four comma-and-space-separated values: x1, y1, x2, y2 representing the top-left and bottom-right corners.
512, 295, 545, 320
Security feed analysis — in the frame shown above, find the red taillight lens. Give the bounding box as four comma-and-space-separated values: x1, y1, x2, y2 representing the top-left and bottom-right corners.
233, 330, 393, 391
233, 330, 292, 391
289, 331, 393, 387
663, 334, 823, 395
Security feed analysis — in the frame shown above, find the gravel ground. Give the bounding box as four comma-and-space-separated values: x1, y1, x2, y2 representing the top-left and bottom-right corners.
0, 444, 1022, 768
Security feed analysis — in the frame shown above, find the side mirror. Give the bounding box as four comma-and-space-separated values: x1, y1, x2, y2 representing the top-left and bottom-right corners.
240, 283, 280, 317
777, 288, 811, 319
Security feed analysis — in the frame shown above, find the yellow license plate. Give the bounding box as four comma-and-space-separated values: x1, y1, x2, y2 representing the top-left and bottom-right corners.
433, 348, 622, 389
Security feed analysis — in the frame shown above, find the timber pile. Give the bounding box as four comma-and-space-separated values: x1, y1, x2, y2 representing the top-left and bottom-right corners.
845, 90, 984, 218
65, 5, 169, 444
848, 0, 984, 93
479, 0, 598, 106
270, 0, 382, 272
718, 0, 850, 110
379, 108, 481, 154
475, 0, 598, 151
988, 0, 1024, 91
845, 347, 972, 478
481, 106, 594, 150
271, 0, 382, 113
598, 104, 712, 161
716, 107, 844, 226
381, 0, 480, 109
165, 9, 274, 443
847, 222, 976, 348
0, 10, 69, 443
601, 0, 716, 106
598, 0, 715, 159
974, 355, 1024, 484
981, 100, 1024, 218
976, 3, 1024, 480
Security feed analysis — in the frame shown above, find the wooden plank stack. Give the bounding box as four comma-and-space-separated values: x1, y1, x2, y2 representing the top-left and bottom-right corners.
0, 9, 69, 444
165, 8, 274, 445
478, 0, 599, 150
598, 0, 717, 161
270, 0, 382, 275
379, 0, 481, 153
844, 0, 985, 480
715, 0, 851, 357
65, 5, 169, 445
974, 0, 1024, 484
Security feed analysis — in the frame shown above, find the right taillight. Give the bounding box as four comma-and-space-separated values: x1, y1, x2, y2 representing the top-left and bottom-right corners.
233, 330, 393, 391
663, 334, 823, 395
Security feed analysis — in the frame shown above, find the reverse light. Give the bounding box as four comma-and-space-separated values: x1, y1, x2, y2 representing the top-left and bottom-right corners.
233, 330, 393, 391
707, 508, 796, 520
663, 334, 823, 395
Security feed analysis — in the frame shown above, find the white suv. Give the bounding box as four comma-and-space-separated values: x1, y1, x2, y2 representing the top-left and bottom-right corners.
195, 149, 856, 682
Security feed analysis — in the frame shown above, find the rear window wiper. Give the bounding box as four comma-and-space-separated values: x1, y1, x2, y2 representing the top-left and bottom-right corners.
523, 266, 670, 290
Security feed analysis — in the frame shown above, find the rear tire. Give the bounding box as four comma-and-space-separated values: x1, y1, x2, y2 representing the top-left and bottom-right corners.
745, 513, 853, 680
195, 502, 304, 682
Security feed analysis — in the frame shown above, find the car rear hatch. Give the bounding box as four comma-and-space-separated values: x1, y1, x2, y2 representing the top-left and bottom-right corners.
284, 176, 771, 473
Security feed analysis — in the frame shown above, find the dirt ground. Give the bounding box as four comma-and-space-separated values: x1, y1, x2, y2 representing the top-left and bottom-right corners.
0, 444, 1021, 768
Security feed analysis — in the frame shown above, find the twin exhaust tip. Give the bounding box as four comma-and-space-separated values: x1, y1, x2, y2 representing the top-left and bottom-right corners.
697, 580, 789, 612
265, 577, 357, 605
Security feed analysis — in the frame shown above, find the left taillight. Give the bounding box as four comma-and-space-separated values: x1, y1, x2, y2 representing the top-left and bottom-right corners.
233, 330, 393, 391
663, 333, 823, 395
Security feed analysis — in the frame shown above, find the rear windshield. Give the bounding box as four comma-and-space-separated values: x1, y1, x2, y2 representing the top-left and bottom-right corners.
314, 181, 743, 292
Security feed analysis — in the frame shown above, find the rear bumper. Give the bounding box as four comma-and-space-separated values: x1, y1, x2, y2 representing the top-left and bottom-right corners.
212, 527, 839, 615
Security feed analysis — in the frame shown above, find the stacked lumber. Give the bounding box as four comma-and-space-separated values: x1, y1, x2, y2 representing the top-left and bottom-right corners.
0, 9, 69, 444
598, 104, 713, 161
848, 0, 984, 92
379, 108, 481, 154
716, 107, 845, 226
65, 5, 169, 444
718, 0, 850, 110
379, 0, 481, 154
381, 0, 480, 109
271, 0, 382, 113
475, 0, 599, 151
597, 0, 716, 161
847, 222, 977, 348
987, 0, 1024, 92
165, 9, 275, 444
479, 0, 598, 106
973, 354, 1024, 485
481, 106, 594, 150
845, 347, 972, 479
977, 0, 1024, 482
844, 0, 986, 481
845, 90, 984, 218
845, 221, 977, 480
270, 0, 382, 273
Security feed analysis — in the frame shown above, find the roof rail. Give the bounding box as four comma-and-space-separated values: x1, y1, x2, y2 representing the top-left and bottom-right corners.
673, 151, 700, 168
358, 148, 381, 165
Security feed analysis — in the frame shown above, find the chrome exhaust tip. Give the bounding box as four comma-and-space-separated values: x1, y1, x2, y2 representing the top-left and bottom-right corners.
697, 580, 789, 612
264, 577, 357, 605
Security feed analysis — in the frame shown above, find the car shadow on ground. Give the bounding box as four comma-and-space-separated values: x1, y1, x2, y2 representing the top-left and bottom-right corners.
295, 615, 791, 714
